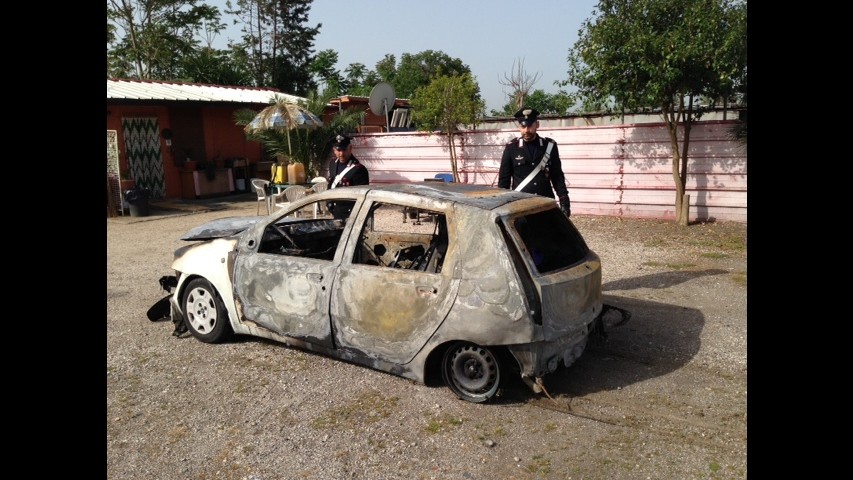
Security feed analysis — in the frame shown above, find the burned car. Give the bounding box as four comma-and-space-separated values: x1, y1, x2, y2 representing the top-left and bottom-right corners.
159, 183, 606, 403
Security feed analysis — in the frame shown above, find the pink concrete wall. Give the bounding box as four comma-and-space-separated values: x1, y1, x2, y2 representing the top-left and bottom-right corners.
350, 120, 746, 223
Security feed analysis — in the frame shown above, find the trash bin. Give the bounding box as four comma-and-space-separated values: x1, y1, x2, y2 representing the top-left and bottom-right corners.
125, 187, 151, 217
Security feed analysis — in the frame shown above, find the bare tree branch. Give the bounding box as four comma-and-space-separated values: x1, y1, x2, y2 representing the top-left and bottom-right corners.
498, 58, 541, 110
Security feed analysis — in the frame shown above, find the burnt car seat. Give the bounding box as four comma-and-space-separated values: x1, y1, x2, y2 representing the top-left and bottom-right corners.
414, 216, 449, 273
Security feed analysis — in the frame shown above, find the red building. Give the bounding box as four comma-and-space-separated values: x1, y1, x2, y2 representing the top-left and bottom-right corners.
107, 78, 298, 213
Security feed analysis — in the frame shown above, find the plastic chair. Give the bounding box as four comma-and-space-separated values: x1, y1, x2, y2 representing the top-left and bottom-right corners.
434, 173, 454, 183
311, 180, 328, 194
251, 178, 271, 215
310, 181, 329, 217
273, 185, 308, 216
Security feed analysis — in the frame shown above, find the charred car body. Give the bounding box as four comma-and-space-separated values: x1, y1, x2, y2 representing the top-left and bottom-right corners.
160, 183, 606, 403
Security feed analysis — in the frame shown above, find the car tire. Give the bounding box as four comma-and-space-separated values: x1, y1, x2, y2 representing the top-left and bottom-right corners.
442, 342, 502, 403
182, 278, 233, 344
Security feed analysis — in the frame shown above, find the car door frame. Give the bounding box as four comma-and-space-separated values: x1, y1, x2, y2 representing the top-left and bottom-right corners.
231, 193, 366, 348
329, 192, 460, 365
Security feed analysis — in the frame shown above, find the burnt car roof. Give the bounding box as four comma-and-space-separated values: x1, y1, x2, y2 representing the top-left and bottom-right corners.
332, 182, 542, 210
180, 183, 549, 241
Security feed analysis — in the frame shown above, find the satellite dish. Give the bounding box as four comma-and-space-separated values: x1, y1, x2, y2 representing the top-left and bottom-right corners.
368, 82, 396, 131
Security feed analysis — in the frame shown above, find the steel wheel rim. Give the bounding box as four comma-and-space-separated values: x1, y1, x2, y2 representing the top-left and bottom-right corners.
447, 344, 499, 399
185, 286, 217, 334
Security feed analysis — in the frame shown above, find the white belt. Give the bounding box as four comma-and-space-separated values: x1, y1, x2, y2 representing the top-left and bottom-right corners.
514, 140, 554, 192
331, 164, 356, 188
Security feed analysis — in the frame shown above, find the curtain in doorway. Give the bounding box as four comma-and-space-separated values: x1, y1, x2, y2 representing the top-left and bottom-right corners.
121, 117, 165, 198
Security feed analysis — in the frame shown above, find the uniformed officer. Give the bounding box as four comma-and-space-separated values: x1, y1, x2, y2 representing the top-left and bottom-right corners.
497, 108, 571, 217
326, 134, 369, 219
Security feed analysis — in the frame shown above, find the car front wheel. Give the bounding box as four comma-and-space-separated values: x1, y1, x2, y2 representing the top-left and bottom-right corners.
182, 278, 233, 343
442, 342, 501, 403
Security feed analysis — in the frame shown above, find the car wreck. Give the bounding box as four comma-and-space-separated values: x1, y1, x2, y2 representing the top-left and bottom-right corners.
157, 182, 618, 403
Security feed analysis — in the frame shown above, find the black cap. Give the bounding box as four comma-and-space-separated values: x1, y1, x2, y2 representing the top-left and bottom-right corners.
514, 108, 539, 126
332, 134, 352, 149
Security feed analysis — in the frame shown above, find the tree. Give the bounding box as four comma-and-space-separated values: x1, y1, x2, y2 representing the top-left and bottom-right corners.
310, 49, 345, 95
296, 90, 362, 177
410, 74, 485, 182
107, 0, 222, 79
564, 0, 747, 225
225, 0, 271, 85
308, 50, 474, 101
234, 91, 361, 178
179, 46, 253, 85
268, 0, 320, 95
374, 54, 397, 85
343, 63, 374, 96
498, 58, 541, 113
227, 0, 320, 93
394, 50, 472, 99
492, 89, 574, 117
492, 57, 576, 116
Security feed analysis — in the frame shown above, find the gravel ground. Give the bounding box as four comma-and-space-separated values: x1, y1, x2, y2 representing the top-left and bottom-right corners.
107, 194, 747, 480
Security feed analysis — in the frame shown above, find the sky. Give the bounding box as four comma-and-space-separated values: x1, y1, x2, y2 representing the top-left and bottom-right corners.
208, 0, 601, 113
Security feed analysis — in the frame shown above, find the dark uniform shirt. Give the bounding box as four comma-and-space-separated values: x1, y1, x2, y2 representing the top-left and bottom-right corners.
327, 156, 369, 188
497, 135, 568, 199
326, 155, 369, 219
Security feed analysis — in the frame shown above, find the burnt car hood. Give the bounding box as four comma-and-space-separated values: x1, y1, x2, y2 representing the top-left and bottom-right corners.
180, 216, 267, 241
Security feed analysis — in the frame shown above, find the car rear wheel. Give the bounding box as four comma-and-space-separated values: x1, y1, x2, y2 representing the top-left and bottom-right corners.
182, 278, 233, 343
442, 342, 501, 403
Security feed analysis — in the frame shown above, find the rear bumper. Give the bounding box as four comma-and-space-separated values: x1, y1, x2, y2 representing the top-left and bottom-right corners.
507, 303, 632, 393
507, 315, 598, 379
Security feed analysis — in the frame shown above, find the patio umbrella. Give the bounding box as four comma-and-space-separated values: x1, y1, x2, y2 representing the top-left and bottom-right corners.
244, 99, 324, 155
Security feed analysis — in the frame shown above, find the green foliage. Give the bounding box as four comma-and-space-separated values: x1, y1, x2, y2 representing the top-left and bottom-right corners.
310, 49, 345, 96
565, 0, 746, 115
563, 0, 747, 224
728, 91, 747, 150
234, 91, 361, 178
492, 89, 575, 116
411, 73, 484, 132
178, 46, 253, 85
308, 49, 475, 103
394, 50, 472, 99
729, 118, 747, 148
374, 55, 398, 85
108, 0, 479, 110
107, 0, 223, 79
309, 50, 381, 97
218, 0, 320, 92
298, 91, 362, 176
411, 74, 485, 181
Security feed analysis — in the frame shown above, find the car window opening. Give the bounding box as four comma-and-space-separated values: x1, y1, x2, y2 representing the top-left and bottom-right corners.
258, 217, 347, 261
512, 209, 589, 274
354, 202, 449, 273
